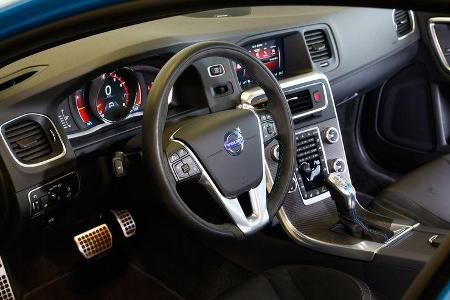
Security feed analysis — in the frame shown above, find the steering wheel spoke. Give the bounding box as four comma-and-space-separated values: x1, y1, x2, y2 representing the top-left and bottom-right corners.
168, 139, 269, 235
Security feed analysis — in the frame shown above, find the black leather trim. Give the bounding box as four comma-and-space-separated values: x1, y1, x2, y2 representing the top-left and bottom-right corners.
371, 154, 450, 229
215, 265, 373, 300
142, 41, 295, 239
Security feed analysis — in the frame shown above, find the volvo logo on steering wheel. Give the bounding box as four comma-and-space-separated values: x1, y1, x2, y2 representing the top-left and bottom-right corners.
224, 128, 245, 156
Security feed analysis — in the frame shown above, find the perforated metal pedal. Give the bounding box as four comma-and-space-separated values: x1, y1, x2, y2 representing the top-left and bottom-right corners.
111, 209, 136, 238
0, 257, 15, 300
74, 224, 113, 259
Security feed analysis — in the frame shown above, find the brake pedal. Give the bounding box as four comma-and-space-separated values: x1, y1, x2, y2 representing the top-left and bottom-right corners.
74, 224, 113, 259
111, 209, 136, 238
0, 257, 15, 300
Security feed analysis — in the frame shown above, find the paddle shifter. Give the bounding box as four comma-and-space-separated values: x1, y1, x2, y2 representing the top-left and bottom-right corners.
326, 173, 393, 243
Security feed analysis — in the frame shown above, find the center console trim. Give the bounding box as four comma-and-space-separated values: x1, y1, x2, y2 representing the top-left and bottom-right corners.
294, 127, 331, 205
277, 207, 420, 261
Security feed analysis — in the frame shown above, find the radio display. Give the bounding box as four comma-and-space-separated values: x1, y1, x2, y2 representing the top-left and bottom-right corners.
236, 37, 284, 86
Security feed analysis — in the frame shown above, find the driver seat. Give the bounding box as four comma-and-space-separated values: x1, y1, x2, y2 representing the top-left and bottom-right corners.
216, 265, 373, 300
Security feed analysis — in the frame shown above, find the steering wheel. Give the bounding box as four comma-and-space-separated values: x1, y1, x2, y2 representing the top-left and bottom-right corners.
142, 41, 295, 240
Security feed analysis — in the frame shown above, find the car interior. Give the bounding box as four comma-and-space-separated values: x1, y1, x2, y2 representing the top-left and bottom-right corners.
0, 2, 449, 300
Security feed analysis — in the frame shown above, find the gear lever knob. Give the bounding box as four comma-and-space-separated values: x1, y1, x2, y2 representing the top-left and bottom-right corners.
325, 173, 356, 216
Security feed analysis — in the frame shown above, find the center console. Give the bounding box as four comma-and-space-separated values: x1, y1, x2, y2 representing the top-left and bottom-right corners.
242, 70, 446, 265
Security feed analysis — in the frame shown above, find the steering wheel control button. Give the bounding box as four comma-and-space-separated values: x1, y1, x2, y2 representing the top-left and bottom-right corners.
208, 64, 225, 77
169, 153, 179, 163
28, 172, 80, 218
182, 156, 200, 176
271, 144, 280, 162
259, 113, 278, 144
322, 127, 339, 144
176, 148, 188, 158
181, 163, 191, 174
329, 158, 346, 173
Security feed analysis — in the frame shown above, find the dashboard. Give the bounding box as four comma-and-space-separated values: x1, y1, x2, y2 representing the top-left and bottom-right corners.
0, 6, 421, 243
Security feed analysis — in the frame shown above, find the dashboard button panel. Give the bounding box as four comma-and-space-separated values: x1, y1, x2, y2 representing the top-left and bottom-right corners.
28, 172, 80, 217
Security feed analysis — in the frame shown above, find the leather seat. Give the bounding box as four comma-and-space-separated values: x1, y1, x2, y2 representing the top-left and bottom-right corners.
216, 265, 373, 300
371, 154, 450, 229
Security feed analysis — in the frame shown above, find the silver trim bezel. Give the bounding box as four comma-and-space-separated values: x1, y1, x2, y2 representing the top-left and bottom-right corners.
295, 127, 331, 206
27, 171, 80, 217
0, 113, 67, 168
207, 64, 225, 77
241, 72, 329, 120
277, 207, 419, 261
428, 17, 450, 72
392, 9, 416, 41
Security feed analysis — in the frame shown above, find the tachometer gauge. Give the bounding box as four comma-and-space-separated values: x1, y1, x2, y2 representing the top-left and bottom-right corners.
90, 68, 138, 122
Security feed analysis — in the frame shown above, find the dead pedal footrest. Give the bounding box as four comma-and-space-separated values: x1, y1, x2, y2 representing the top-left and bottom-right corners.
0, 257, 15, 300
111, 209, 136, 238
74, 224, 113, 259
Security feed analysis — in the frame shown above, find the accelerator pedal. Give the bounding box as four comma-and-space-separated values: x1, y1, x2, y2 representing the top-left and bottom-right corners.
111, 209, 136, 238
0, 257, 15, 300
74, 224, 113, 259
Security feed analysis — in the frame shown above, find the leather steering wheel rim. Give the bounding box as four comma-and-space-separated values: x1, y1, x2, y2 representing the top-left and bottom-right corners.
142, 41, 295, 240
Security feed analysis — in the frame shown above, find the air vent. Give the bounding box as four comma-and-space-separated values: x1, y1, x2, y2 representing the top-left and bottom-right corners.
0, 71, 37, 93
287, 90, 313, 115
1, 114, 65, 167
304, 29, 332, 63
0, 66, 46, 94
393, 10, 413, 37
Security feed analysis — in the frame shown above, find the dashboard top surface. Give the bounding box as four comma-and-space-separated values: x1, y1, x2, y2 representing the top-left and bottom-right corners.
0, 6, 418, 106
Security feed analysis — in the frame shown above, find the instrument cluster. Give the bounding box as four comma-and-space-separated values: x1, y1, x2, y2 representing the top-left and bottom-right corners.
58, 65, 161, 137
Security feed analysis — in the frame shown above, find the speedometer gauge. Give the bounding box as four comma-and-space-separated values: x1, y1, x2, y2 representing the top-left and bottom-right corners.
90, 68, 138, 122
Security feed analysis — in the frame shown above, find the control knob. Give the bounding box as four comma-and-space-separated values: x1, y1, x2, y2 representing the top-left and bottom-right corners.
329, 158, 346, 173
322, 127, 339, 144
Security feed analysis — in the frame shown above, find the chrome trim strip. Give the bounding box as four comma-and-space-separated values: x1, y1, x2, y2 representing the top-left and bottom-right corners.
67, 111, 143, 139
429, 17, 450, 71
277, 206, 418, 261
392, 10, 416, 41
295, 127, 331, 206
0, 113, 67, 168
240, 71, 329, 119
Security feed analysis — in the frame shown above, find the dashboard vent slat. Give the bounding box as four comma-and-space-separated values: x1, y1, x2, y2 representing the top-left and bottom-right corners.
304, 29, 332, 63
287, 90, 314, 115
393, 9, 413, 37
2, 119, 53, 164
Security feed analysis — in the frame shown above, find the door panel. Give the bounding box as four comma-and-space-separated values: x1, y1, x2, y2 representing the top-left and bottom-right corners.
361, 13, 450, 173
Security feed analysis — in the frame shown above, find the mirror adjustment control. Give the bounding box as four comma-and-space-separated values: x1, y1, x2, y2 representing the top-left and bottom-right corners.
322, 127, 339, 144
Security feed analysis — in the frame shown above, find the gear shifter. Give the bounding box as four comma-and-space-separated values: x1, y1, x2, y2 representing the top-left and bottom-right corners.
326, 173, 394, 243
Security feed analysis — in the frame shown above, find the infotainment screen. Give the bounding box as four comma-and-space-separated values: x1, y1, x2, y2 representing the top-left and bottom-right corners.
236, 37, 284, 86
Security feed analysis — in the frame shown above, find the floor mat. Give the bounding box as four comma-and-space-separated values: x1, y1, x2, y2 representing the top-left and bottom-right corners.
23, 255, 182, 300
